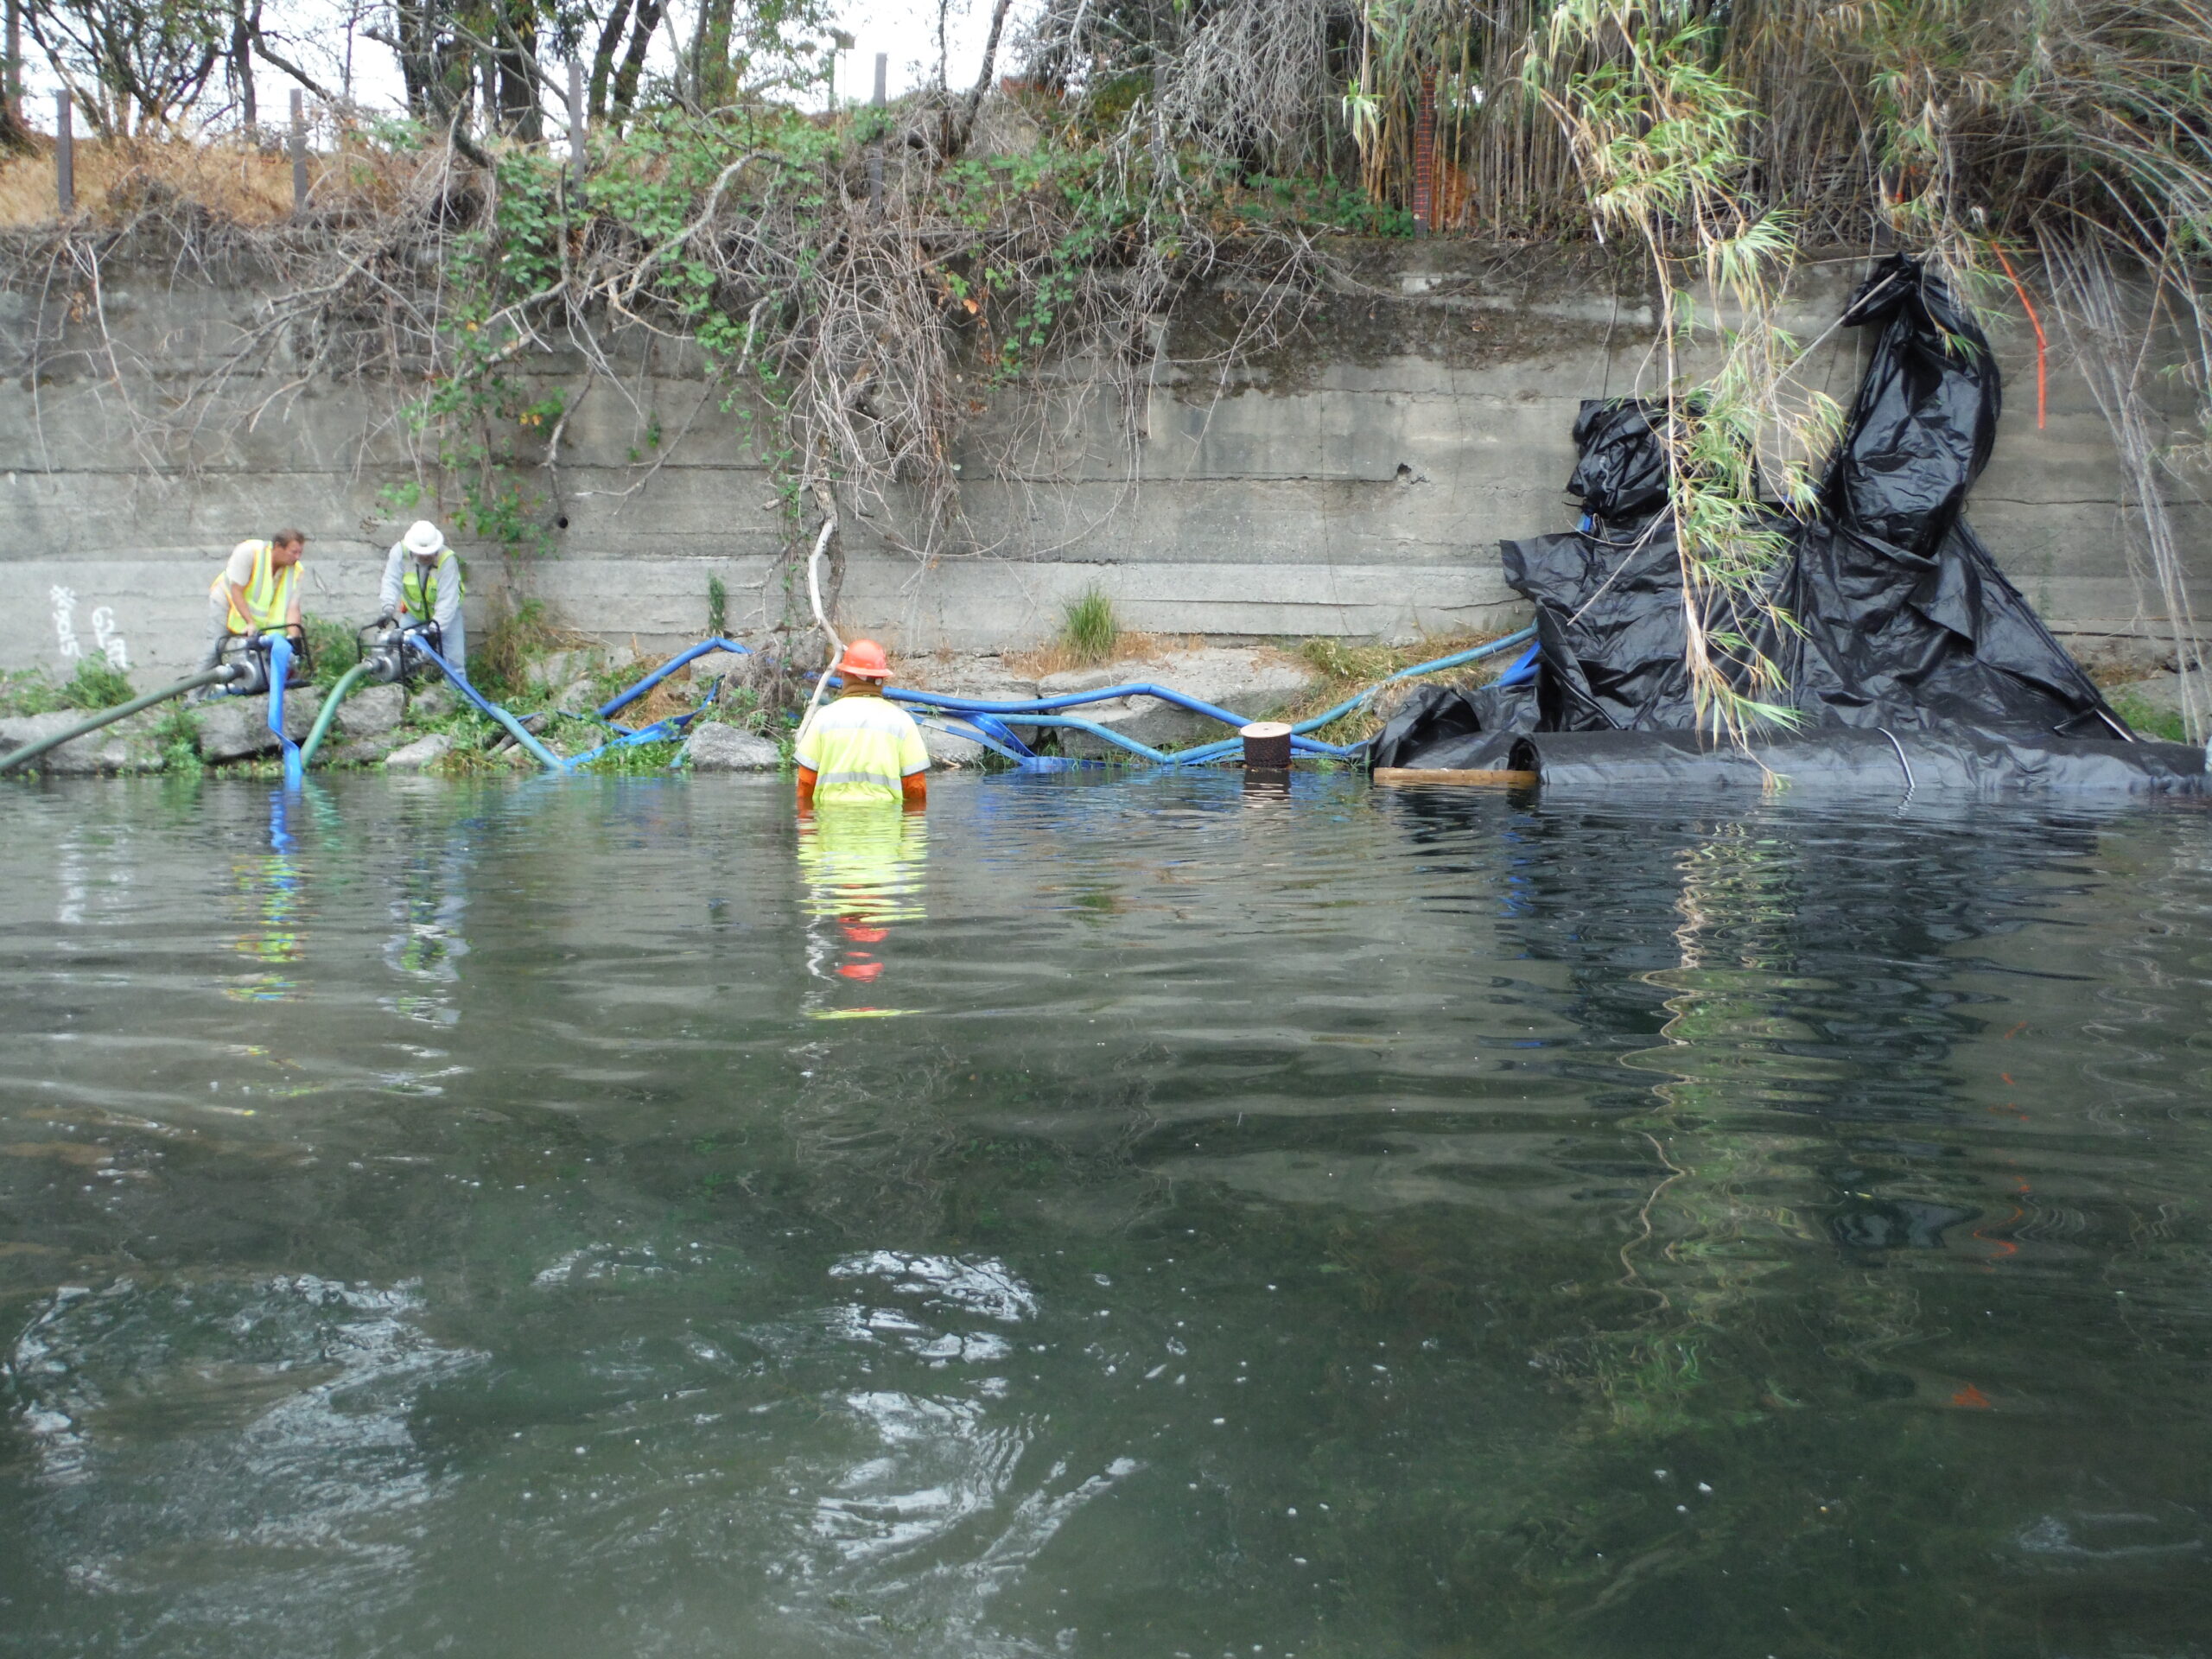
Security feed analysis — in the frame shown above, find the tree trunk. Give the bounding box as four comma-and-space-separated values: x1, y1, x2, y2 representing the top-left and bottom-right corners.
950, 0, 1016, 156
232, 0, 257, 130
588, 0, 631, 119
610, 0, 662, 118
395, 0, 449, 118
0, 0, 29, 153
493, 0, 538, 138
691, 0, 733, 110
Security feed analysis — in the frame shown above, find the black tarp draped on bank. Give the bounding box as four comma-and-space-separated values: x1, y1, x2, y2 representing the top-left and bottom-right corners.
1370, 256, 2203, 792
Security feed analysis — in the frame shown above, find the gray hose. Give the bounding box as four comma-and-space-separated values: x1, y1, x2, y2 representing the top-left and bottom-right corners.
0, 665, 238, 774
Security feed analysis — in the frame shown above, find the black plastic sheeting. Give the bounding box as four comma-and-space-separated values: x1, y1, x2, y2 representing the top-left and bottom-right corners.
1371, 254, 2186, 790
1375, 725, 2205, 796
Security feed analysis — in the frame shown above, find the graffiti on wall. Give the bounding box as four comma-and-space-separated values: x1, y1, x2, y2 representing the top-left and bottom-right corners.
49, 586, 128, 671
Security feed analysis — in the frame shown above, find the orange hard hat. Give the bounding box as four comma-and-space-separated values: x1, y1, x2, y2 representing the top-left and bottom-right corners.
837, 639, 893, 679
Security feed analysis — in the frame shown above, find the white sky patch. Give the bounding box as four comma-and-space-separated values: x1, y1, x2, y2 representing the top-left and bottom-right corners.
12, 0, 1040, 130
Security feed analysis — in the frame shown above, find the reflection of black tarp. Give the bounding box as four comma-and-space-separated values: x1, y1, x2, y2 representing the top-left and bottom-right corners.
1372, 255, 2193, 789
1371, 725, 2206, 795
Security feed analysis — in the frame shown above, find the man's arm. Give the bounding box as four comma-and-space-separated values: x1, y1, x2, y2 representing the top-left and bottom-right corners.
377, 548, 404, 617
897, 714, 929, 809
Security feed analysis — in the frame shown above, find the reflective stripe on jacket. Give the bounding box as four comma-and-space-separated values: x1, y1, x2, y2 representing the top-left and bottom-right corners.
794, 693, 930, 806
209, 540, 297, 633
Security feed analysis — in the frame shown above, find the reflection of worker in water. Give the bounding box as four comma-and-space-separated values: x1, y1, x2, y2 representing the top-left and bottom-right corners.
228, 790, 305, 1001
383, 822, 471, 1026
795, 639, 929, 811
199, 528, 307, 671
797, 807, 929, 986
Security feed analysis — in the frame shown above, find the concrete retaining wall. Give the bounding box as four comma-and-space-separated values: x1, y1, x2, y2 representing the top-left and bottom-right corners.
2, 239, 2204, 682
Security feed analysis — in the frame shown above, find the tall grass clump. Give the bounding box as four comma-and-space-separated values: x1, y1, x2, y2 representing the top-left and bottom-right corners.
303, 615, 359, 691
1058, 586, 1122, 666
58, 657, 136, 711
472, 598, 581, 702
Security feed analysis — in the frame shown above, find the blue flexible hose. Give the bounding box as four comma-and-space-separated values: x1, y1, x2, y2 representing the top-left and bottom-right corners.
597, 639, 752, 721
886, 681, 1256, 728
879, 626, 1540, 768
410, 640, 570, 772
266, 637, 304, 790
914, 717, 1036, 766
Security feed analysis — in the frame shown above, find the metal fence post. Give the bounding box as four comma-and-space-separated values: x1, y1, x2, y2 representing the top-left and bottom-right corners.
568, 60, 586, 191
54, 91, 71, 215
289, 88, 308, 213
867, 52, 887, 219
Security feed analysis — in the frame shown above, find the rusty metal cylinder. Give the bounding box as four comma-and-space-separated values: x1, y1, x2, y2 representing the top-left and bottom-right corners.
1240, 721, 1293, 769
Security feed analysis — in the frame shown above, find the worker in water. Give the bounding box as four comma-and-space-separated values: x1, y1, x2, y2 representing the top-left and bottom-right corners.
379, 519, 467, 675
199, 527, 307, 671
794, 639, 929, 811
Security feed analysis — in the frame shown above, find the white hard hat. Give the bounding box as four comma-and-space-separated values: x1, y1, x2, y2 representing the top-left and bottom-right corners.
403, 520, 445, 557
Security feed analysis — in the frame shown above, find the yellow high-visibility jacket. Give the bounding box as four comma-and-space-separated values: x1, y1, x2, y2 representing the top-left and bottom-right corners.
795, 693, 930, 806
210, 540, 298, 633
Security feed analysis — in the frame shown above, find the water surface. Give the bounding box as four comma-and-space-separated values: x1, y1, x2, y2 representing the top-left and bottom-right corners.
2, 772, 2209, 1656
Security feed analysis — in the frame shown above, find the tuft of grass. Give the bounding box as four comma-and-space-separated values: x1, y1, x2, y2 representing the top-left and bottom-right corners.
2106, 688, 2190, 744
58, 657, 135, 711
1058, 585, 1121, 666
707, 573, 728, 639
303, 613, 359, 690
0, 668, 66, 717
150, 703, 203, 773
1003, 631, 1192, 681
473, 598, 587, 702
1287, 630, 1523, 747
576, 737, 686, 774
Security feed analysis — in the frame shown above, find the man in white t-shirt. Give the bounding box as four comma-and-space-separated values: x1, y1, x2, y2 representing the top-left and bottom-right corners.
198, 529, 307, 671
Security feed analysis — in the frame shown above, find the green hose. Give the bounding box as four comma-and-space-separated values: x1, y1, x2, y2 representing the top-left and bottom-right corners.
296, 661, 375, 771
0, 665, 235, 775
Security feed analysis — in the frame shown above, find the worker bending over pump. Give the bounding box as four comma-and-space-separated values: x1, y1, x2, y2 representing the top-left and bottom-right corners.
200, 528, 307, 671
379, 520, 467, 675
796, 639, 929, 810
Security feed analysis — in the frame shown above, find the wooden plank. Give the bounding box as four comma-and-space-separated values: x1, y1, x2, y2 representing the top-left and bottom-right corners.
1372, 767, 1540, 787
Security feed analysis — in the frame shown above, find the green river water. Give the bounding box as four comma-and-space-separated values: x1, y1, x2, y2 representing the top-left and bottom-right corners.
0, 772, 2208, 1656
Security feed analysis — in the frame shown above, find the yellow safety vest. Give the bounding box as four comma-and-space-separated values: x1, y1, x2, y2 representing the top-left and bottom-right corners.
402, 551, 463, 619
210, 541, 298, 633
794, 693, 931, 806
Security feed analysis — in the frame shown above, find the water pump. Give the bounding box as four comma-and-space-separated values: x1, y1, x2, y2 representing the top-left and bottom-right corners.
214, 632, 312, 697
357, 619, 442, 686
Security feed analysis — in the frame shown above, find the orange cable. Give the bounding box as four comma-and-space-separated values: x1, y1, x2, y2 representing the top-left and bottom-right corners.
1991, 242, 2047, 430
